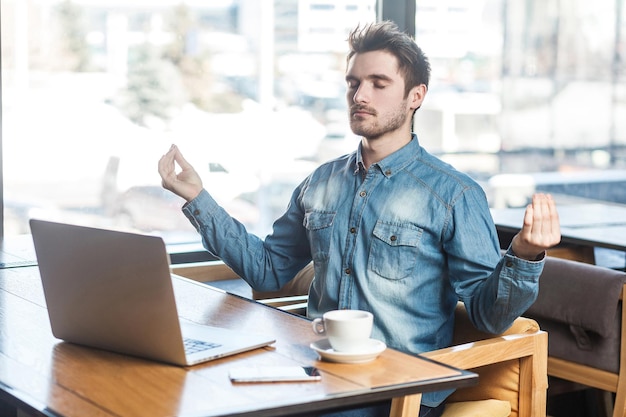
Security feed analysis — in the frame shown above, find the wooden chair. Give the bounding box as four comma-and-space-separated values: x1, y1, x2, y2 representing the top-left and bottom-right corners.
522, 256, 626, 417
173, 261, 548, 417
412, 303, 548, 417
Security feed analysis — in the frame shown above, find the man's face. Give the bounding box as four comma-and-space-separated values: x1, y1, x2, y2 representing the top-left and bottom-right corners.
345, 50, 412, 140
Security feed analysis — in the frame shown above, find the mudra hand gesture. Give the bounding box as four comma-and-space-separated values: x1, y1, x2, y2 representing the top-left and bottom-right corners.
158, 144, 203, 203
511, 193, 561, 260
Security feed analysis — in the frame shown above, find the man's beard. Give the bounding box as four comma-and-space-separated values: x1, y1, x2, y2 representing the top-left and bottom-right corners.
349, 100, 408, 140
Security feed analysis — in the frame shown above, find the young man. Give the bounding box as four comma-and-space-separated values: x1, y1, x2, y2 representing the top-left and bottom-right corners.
159, 21, 560, 417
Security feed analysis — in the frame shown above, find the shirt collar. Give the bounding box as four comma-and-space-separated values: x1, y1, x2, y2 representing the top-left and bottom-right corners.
353, 134, 421, 178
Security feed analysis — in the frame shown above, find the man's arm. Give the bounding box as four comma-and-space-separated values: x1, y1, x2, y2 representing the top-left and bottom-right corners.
158, 144, 313, 292
449, 192, 561, 335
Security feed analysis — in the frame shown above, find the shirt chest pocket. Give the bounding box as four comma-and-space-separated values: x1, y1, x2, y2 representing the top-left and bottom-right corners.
369, 221, 423, 280
304, 210, 336, 262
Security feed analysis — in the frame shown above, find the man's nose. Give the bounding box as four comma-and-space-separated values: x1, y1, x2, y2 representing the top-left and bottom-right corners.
352, 84, 369, 104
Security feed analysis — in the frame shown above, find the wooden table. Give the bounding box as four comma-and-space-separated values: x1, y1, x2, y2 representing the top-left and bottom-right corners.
491, 203, 626, 265
0, 265, 476, 417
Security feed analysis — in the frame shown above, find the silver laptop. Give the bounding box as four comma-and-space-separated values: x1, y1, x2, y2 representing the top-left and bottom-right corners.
29, 218, 275, 366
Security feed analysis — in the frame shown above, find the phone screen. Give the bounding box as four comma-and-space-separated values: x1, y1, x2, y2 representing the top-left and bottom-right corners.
229, 366, 321, 383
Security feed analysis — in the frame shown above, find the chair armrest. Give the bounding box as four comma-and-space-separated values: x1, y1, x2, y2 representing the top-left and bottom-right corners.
256, 294, 309, 307
423, 330, 548, 417
423, 331, 546, 369
170, 261, 239, 282
170, 261, 312, 316
257, 295, 308, 316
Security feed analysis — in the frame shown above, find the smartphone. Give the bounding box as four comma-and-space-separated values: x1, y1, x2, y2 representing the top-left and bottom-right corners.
229, 366, 322, 383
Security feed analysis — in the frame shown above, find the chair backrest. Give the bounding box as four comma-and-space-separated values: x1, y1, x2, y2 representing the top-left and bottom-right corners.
523, 256, 626, 417
436, 303, 545, 417
252, 262, 315, 300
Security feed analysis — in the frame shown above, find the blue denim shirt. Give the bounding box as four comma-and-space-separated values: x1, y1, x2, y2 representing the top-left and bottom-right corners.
183, 135, 544, 407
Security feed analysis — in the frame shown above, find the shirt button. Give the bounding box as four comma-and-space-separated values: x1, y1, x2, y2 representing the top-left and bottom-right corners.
390, 235, 397, 242
385, 169, 392, 176
193, 209, 200, 215
345, 268, 351, 275
506, 260, 513, 267
359, 191, 367, 197
350, 227, 356, 234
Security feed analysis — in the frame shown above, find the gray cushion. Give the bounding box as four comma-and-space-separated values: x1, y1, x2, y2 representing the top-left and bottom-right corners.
527, 257, 626, 337
524, 256, 626, 373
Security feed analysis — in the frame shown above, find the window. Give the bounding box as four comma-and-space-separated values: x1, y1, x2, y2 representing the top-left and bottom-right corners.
1, 0, 375, 243
413, 0, 626, 213
2, 0, 625, 246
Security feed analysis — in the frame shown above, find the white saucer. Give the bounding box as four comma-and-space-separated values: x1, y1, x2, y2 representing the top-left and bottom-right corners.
310, 338, 386, 364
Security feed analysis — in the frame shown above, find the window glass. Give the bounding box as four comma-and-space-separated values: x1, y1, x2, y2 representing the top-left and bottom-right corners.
3, 0, 626, 247
1, 0, 376, 241
415, 0, 626, 209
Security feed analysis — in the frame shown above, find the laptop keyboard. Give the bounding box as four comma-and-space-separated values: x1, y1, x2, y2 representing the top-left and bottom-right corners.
183, 338, 221, 355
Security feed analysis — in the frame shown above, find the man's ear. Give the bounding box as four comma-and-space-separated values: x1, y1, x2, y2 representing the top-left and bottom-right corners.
409, 84, 427, 110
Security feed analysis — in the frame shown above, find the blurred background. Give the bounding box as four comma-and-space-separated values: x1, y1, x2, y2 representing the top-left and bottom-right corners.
1, 0, 625, 246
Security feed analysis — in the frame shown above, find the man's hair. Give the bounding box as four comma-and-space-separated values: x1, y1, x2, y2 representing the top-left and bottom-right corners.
347, 21, 430, 97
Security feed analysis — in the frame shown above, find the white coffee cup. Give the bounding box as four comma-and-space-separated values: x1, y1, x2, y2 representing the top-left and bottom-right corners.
311, 309, 373, 352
